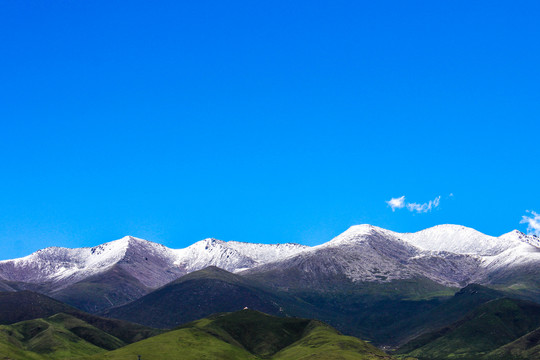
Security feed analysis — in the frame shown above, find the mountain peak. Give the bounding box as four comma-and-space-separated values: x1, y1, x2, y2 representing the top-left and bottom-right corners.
113, 235, 155, 246
499, 230, 540, 249
321, 224, 395, 248
401, 224, 513, 256
201, 238, 226, 245
346, 224, 382, 234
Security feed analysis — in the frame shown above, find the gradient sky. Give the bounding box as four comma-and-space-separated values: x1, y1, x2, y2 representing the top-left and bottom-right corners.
1, 1, 539, 259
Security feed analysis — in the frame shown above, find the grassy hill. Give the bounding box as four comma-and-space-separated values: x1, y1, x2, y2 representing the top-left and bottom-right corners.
0, 292, 396, 360
397, 298, 540, 359
0, 290, 162, 345
0, 313, 126, 359
88, 309, 394, 360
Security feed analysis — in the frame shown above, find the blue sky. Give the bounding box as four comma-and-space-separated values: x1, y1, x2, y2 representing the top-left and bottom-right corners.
1, 1, 539, 259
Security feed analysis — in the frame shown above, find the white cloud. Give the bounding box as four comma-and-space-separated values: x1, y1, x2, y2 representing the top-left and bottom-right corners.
520, 210, 540, 236
386, 196, 405, 211
406, 196, 441, 213
386, 195, 441, 214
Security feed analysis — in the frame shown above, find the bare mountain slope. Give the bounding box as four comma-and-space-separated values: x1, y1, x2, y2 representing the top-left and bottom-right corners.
243, 225, 540, 290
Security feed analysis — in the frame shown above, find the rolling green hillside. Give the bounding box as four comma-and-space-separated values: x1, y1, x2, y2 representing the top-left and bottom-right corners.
0, 291, 162, 344
89, 310, 394, 360
397, 298, 540, 359
0, 313, 125, 359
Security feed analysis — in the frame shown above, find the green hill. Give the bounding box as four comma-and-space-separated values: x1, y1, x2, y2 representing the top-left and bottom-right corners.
0, 313, 126, 359
101, 266, 320, 329
397, 298, 540, 359
484, 326, 540, 359
102, 266, 458, 346
89, 310, 394, 360
383, 284, 504, 347
0, 291, 162, 344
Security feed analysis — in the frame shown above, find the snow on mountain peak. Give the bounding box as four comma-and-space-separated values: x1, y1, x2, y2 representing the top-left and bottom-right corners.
0, 235, 179, 284
400, 224, 520, 256
0, 233, 312, 288
323, 224, 382, 244
500, 230, 540, 249
319, 224, 406, 250
172, 237, 308, 273
319, 223, 536, 258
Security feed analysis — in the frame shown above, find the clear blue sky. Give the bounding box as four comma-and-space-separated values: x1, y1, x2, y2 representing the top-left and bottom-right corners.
1, 1, 539, 259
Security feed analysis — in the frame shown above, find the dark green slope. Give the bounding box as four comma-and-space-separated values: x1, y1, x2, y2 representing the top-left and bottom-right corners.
101, 266, 318, 329
383, 284, 504, 347
245, 273, 456, 345
91, 310, 394, 360
485, 326, 540, 360
0, 291, 161, 344
398, 297, 540, 359
244, 261, 461, 345
0, 291, 77, 324
102, 266, 460, 346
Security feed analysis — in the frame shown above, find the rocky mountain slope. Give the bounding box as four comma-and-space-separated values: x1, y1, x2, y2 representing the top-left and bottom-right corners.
243, 225, 540, 294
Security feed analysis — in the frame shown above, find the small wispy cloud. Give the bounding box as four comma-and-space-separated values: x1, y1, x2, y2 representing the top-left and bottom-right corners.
386, 195, 441, 214
386, 196, 405, 211
520, 210, 540, 236
406, 196, 441, 213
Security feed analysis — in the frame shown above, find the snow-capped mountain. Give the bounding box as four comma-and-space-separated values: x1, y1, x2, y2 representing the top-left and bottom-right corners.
173, 238, 309, 274
0, 224, 538, 312
398, 225, 517, 256
242, 224, 540, 289
0, 236, 307, 292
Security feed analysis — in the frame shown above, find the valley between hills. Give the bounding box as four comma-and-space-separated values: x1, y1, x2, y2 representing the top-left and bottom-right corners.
1, 224, 540, 359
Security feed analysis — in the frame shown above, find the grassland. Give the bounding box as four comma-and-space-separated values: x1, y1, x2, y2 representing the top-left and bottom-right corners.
0, 313, 125, 359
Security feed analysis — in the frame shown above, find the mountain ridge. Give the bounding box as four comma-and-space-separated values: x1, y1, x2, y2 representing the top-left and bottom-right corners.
1, 224, 539, 312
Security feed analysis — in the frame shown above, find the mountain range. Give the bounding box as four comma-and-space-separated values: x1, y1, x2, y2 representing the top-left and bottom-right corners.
1, 223, 540, 355
0, 236, 307, 312
1, 224, 538, 311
